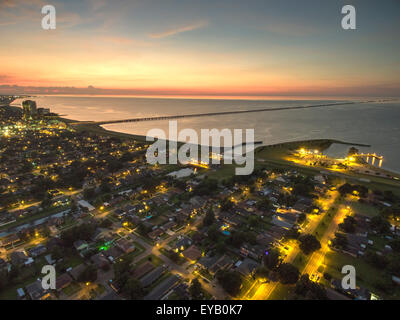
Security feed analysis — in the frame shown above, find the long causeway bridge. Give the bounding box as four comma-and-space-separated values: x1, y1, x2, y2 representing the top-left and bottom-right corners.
69, 99, 395, 126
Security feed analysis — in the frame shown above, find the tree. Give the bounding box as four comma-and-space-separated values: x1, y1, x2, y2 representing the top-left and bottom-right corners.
114, 258, 133, 288
255, 266, 270, 280
167, 250, 180, 263
338, 183, 353, 197
0, 270, 8, 291
299, 234, 321, 255
207, 223, 221, 242
248, 216, 261, 228
263, 248, 281, 270
220, 198, 233, 211
137, 222, 151, 236
370, 216, 390, 234
277, 263, 299, 284
106, 157, 124, 173
339, 216, 357, 233
331, 232, 348, 249
215, 240, 227, 254
285, 228, 300, 240
123, 278, 145, 300
297, 213, 306, 224
194, 179, 218, 196
216, 270, 242, 297
189, 278, 203, 299
383, 190, 396, 202
390, 239, 400, 253
100, 218, 113, 229
381, 205, 400, 220
77, 265, 98, 283
347, 147, 359, 156
100, 180, 111, 193
227, 231, 246, 248
256, 198, 272, 211
83, 187, 96, 200
41, 197, 52, 209
60, 223, 97, 246
50, 245, 64, 261
203, 208, 215, 227
294, 274, 327, 300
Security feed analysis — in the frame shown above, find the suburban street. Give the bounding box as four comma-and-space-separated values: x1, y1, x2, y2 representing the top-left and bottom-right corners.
251, 190, 339, 300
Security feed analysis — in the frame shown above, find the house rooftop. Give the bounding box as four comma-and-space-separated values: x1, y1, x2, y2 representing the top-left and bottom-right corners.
182, 245, 202, 261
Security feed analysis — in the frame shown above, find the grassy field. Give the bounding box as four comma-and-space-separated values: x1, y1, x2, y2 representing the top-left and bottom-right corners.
268, 283, 292, 300
292, 252, 307, 271
135, 254, 164, 267
62, 282, 81, 297
323, 250, 399, 299
348, 200, 380, 218
313, 209, 337, 241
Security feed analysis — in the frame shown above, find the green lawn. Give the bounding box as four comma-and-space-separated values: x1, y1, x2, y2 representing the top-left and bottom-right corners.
206, 164, 237, 181
65, 254, 85, 268
324, 250, 397, 299
120, 243, 145, 261
136, 254, 164, 267
0, 261, 47, 300
292, 252, 307, 271
348, 201, 380, 218
62, 282, 81, 296
367, 235, 388, 251
268, 283, 292, 300
313, 208, 337, 241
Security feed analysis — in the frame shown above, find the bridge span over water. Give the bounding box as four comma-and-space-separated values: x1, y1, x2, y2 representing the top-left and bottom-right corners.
70, 99, 393, 126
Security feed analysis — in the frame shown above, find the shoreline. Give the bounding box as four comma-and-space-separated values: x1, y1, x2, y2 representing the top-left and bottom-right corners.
70, 117, 400, 179
4, 103, 400, 177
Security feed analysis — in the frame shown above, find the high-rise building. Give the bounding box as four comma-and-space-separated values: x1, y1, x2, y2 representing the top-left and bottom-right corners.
22, 100, 37, 119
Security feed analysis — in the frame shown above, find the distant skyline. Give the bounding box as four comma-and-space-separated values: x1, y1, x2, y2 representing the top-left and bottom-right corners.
1, 0, 399, 97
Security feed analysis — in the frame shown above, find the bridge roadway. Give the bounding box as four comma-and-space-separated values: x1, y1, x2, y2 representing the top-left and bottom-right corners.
69, 99, 394, 126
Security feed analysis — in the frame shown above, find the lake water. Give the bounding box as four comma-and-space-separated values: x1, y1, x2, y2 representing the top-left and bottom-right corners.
13, 95, 400, 172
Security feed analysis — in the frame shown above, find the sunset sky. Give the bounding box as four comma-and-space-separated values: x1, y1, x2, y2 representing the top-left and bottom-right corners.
0, 0, 399, 97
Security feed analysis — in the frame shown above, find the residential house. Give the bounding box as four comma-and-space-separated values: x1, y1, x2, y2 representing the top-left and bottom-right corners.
161, 221, 177, 232
144, 275, 180, 300
25, 280, 51, 300
69, 263, 86, 281
104, 246, 124, 262
182, 245, 202, 262
148, 228, 164, 240
197, 254, 233, 276
175, 236, 192, 252
0, 233, 20, 247
90, 253, 109, 269
56, 273, 73, 292
116, 238, 135, 254
10, 251, 29, 266
132, 261, 154, 279
140, 266, 166, 287
236, 258, 259, 277
28, 244, 47, 258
